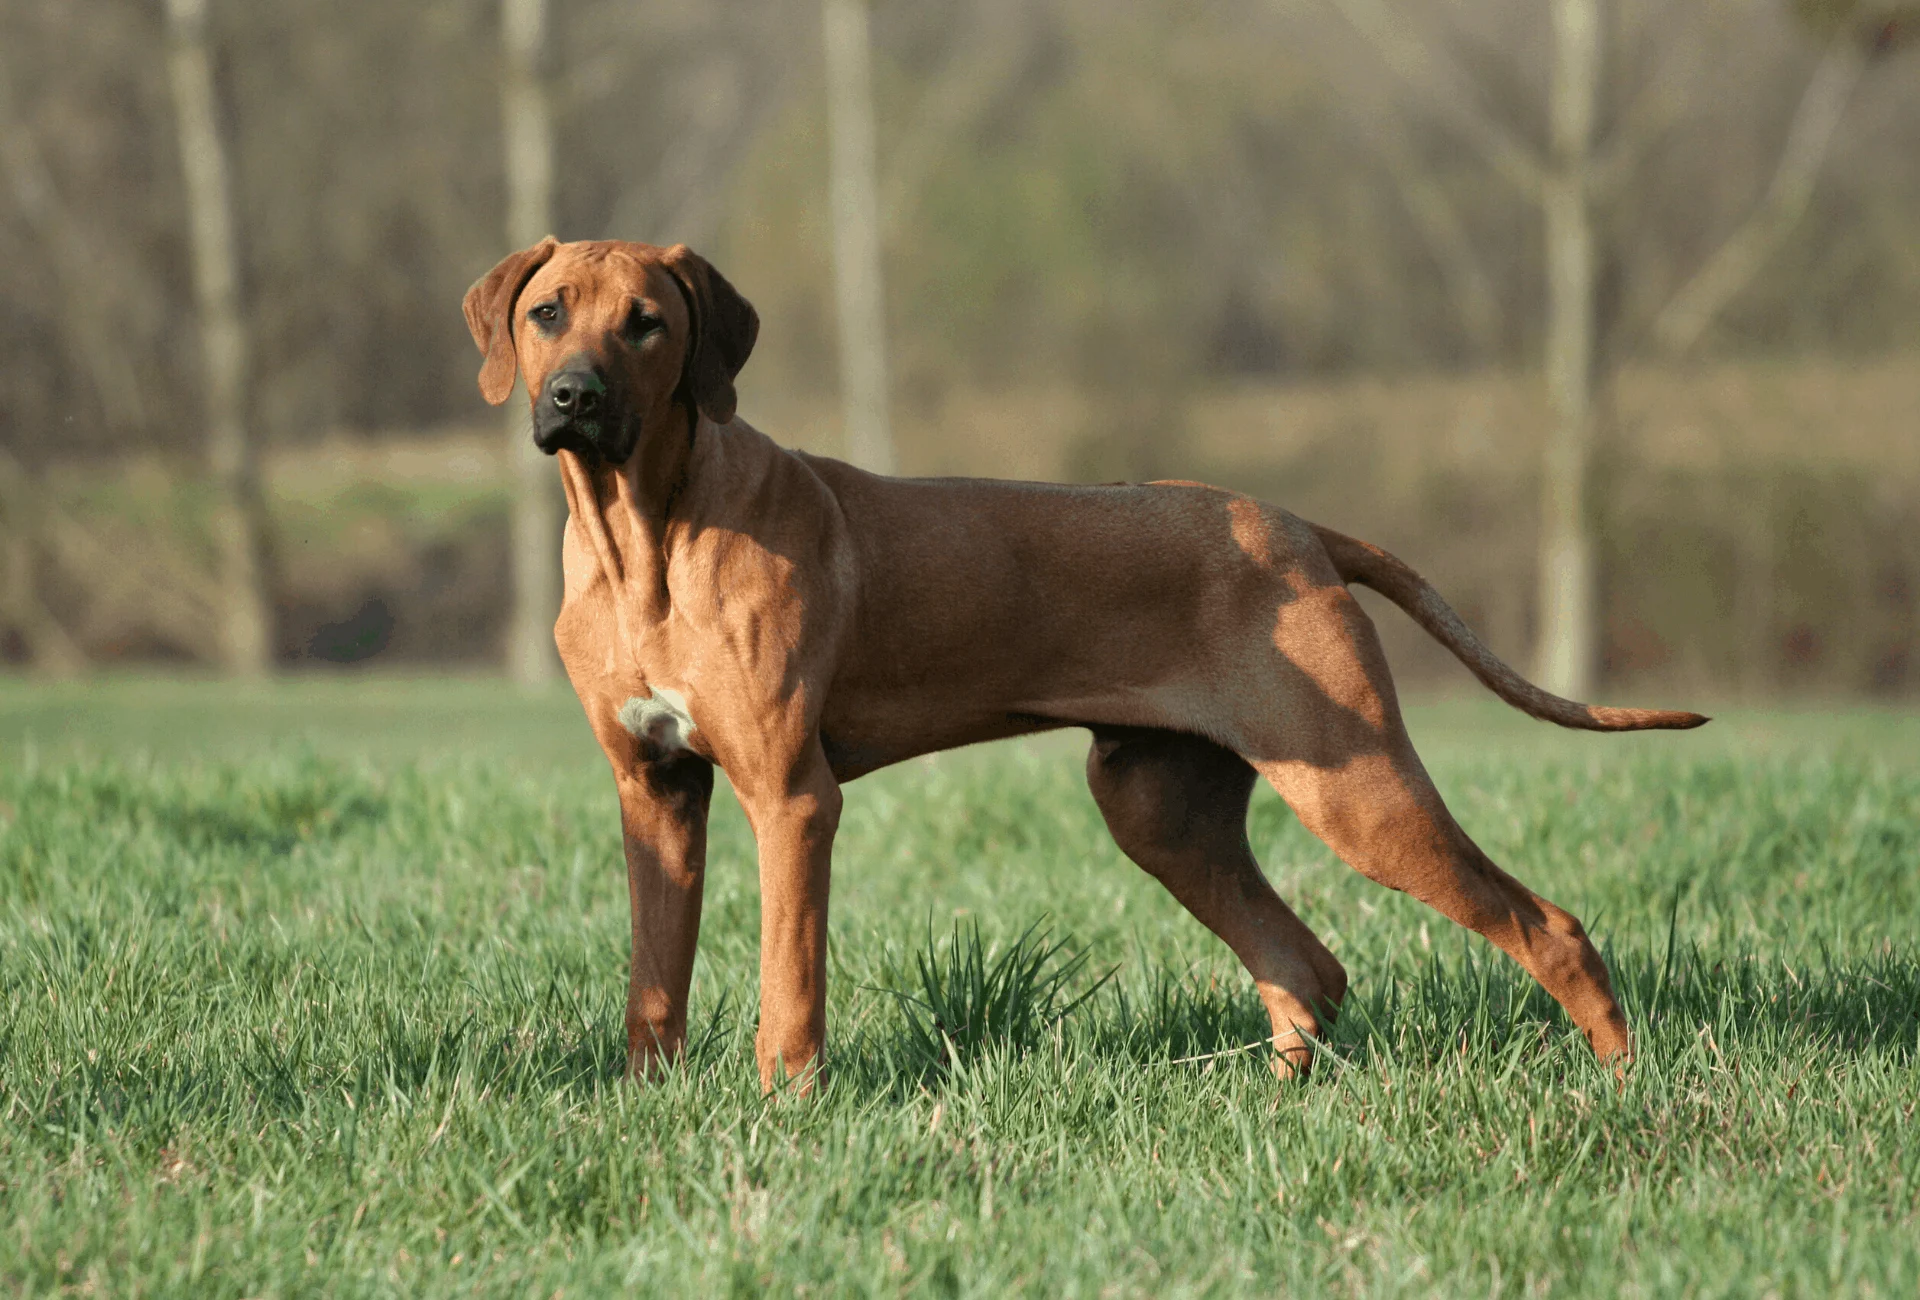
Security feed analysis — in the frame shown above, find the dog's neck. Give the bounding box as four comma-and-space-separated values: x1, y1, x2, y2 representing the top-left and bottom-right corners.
554, 401, 699, 625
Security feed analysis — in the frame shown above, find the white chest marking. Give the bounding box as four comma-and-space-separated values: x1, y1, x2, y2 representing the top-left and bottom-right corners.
616, 687, 698, 753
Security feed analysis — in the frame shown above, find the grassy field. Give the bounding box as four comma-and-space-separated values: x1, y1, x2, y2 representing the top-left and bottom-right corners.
1, 678, 1916, 1296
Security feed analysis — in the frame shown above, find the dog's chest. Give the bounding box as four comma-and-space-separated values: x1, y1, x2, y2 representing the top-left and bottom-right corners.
615, 686, 699, 755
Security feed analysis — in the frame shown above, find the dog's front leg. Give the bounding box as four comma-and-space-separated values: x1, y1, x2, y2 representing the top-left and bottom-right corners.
617, 752, 715, 1080
735, 740, 842, 1094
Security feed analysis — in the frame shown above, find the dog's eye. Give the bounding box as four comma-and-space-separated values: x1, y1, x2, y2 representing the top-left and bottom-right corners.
529, 302, 562, 329
621, 306, 665, 346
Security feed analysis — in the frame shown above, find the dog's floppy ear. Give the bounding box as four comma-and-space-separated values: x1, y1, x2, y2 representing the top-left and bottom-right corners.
660, 244, 759, 426
462, 237, 559, 405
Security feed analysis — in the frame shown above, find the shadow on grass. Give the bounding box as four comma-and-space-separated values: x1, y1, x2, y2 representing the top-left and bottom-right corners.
19, 936, 1915, 1153
1611, 940, 1920, 1056
4, 755, 390, 861
851, 934, 1920, 1091
1317, 939, 1920, 1074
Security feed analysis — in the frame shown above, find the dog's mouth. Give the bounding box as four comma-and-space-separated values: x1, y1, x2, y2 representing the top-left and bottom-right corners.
533, 414, 638, 466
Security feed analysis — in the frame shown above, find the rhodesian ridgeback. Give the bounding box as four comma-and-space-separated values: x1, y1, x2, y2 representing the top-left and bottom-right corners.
464, 237, 1705, 1090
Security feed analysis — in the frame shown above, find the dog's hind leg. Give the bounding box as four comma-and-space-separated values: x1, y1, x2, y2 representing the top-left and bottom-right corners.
1261, 749, 1631, 1062
1249, 586, 1631, 1062
1086, 726, 1347, 1078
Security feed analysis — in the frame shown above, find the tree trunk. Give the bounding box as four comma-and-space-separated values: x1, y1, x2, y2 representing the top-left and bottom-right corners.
1533, 0, 1602, 701
501, 0, 562, 687
822, 0, 896, 475
165, 0, 271, 677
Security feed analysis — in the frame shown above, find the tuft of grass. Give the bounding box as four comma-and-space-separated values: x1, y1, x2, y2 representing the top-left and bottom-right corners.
877, 917, 1114, 1078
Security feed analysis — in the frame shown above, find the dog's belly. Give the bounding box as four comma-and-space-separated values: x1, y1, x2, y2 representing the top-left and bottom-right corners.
817, 705, 1071, 780
814, 645, 1244, 775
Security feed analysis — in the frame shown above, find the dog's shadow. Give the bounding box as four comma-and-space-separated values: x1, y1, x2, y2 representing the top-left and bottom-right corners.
321, 943, 1920, 1111
82, 945, 1901, 1136
805, 945, 1920, 1097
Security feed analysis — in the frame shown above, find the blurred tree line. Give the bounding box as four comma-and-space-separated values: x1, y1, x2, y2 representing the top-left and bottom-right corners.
0, 0, 1915, 692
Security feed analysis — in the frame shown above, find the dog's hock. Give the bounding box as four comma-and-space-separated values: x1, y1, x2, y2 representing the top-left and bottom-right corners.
617, 688, 698, 754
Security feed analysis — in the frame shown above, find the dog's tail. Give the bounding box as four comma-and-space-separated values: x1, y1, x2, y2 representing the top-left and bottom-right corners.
1312, 523, 1708, 732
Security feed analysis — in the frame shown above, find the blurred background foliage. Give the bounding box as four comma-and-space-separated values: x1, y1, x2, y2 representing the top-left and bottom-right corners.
0, 0, 1915, 695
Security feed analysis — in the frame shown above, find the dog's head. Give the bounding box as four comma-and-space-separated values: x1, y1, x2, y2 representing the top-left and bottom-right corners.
462, 238, 759, 466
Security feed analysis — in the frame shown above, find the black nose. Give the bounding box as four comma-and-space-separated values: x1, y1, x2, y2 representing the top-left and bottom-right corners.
546, 369, 604, 418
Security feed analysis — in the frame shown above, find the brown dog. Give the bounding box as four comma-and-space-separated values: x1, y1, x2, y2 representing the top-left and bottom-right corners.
463, 237, 1704, 1090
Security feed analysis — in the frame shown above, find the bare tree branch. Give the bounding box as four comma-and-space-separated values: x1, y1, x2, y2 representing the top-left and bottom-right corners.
0, 52, 150, 432
1587, 5, 1723, 199
880, 0, 1034, 236
604, 53, 756, 248
600, 6, 803, 249
1320, 0, 1547, 201
1369, 114, 1503, 357
1652, 27, 1873, 354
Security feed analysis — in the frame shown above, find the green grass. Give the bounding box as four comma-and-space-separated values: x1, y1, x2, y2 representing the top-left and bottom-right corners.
1, 678, 1916, 1296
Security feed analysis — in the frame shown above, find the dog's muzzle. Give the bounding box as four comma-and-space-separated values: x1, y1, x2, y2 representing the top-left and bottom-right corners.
533, 365, 634, 462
